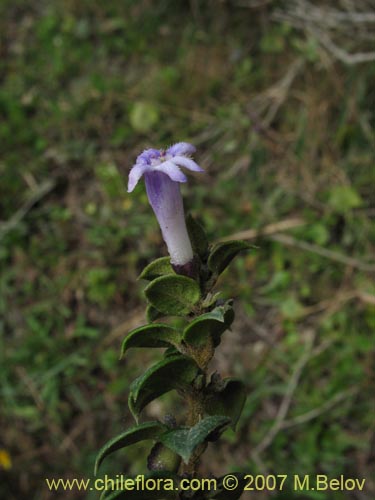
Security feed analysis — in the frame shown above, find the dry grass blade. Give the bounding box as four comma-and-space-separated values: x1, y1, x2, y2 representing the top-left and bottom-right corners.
280, 387, 359, 429
254, 330, 316, 455
218, 217, 306, 242
0, 179, 56, 239
269, 233, 375, 272
273, 0, 375, 65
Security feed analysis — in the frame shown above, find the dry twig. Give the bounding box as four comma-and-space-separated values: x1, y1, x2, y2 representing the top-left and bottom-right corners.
269, 233, 375, 272
253, 330, 316, 454
280, 387, 359, 429
220, 219, 375, 272
218, 217, 306, 242
273, 0, 375, 65
0, 179, 56, 239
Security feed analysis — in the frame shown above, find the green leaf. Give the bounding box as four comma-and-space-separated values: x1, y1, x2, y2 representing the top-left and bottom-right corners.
144, 274, 201, 316
205, 379, 246, 429
146, 304, 164, 322
201, 291, 223, 309
208, 240, 251, 275
159, 416, 231, 463
186, 214, 209, 258
100, 472, 179, 499
94, 422, 167, 475
139, 257, 174, 281
129, 356, 200, 419
328, 185, 362, 213
183, 302, 234, 348
129, 101, 159, 133
128, 394, 138, 421
121, 324, 181, 357
163, 346, 181, 358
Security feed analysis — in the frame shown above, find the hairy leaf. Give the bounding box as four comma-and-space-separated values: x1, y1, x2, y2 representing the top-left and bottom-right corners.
121, 324, 181, 357
208, 240, 251, 275
159, 416, 231, 463
129, 356, 200, 419
146, 304, 164, 322
94, 422, 167, 475
205, 378, 246, 429
186, 214, 209, 258
163, 346, 181, 358
144, 274, 201, 316
139, 257, 174, 281
183, 302, 234, 348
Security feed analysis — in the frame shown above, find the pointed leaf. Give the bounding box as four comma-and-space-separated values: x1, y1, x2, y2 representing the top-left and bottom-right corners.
205, 379, 246, 429
128, 393, 138, 422
201, 291, 223, 309
121, 324, 181, 357
146, 304, 164, 322
94, 422, 167, 475
163, 346, 181, 358
183, 302, 234, 348
144, 274, 201, 316
130, 355, 201, 419
186, 214, 209, 258
208, 240, 251, 275
159, 416, 231, 464
139, 257, 174, 281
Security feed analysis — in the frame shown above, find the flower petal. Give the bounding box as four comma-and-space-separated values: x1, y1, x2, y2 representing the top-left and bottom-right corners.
127, 163, 150, 192
154, 161, 188, 183
136, 148, 162, 165
171, 156, 204, 172
145, 172, 193, 265
167, 142, 196, 156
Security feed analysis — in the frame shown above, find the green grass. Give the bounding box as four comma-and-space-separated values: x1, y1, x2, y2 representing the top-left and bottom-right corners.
1, 1, 374, 499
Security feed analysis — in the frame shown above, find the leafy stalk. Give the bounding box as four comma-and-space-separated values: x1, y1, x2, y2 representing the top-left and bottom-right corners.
95, 214, 250, 499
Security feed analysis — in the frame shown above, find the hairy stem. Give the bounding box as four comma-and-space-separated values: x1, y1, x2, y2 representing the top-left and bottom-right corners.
183, 392, 206, 476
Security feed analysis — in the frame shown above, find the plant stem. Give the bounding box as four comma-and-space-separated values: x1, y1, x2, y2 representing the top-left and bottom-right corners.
183, 391, 206, 476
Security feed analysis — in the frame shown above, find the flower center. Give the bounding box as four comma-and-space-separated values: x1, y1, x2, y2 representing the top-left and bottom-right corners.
137, 147, 178, 168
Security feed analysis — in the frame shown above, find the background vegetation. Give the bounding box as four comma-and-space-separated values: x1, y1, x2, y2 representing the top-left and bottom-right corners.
1, 1, 374, 499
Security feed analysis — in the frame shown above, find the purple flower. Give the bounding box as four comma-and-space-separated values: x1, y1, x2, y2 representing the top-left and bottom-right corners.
128, 143, 204, 267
